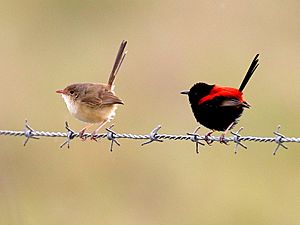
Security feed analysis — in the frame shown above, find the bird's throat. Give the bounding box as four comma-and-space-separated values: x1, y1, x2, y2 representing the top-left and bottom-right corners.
62, 95, 78, 116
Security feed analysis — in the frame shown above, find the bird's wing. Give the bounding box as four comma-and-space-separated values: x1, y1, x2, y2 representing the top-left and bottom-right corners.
101, 91, 124, 105
220, 98, 247, 107
80, 91, 123, 107
80, 95, 103, 107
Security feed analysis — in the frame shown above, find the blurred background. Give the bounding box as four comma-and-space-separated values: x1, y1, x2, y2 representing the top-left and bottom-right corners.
0, 0, 299, 224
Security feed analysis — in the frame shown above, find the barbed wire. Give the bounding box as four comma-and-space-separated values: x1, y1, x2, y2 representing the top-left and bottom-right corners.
0, 120, 299, 155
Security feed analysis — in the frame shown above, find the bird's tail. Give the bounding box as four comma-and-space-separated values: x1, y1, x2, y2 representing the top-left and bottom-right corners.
107, 40, 128, 88
239, 54, 259, 92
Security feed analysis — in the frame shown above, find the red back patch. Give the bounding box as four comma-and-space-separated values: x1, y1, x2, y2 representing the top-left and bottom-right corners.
198, 86, 244, 105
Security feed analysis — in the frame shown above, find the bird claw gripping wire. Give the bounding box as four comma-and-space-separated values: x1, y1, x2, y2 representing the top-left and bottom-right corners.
23, 120, 39, 146
60, 122, 76, 149
141, 125, 163, 146
106, 125, 120, 152
231, 127, 247, 154
273, 125, 288, 155
187, 126, 205, 154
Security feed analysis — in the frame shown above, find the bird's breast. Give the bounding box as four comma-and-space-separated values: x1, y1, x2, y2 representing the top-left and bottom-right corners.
62, 95, 117, 123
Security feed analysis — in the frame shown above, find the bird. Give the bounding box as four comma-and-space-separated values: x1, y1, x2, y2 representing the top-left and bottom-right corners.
56, 40, 127, 140
181, 54, 259, 143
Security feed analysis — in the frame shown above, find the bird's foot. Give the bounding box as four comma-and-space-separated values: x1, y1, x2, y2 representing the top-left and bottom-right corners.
79, 129, 87, 141
219, 133, 229, 145
219, 122, 234, 145
204, 131, 214, 145
90, 131, 98, 142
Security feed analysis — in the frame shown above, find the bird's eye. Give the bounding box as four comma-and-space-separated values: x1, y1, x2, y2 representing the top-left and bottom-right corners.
70, 90, 74, 95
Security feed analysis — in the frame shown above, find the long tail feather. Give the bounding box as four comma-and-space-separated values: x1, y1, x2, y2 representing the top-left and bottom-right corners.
239, 54, 259, 92
107, 40, 128, 87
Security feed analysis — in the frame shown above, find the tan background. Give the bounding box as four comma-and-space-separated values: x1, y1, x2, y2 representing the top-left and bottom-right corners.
0, 0, 299, 224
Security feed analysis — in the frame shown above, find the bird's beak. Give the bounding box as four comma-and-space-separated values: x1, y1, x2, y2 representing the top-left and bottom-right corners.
56, 89, 65, 94
180, 90, 189, 95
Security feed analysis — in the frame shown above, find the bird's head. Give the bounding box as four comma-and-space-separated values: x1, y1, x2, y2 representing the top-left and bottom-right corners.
181, 82, 215, 105
56, 83, 88, 115
56, 84, 85, 100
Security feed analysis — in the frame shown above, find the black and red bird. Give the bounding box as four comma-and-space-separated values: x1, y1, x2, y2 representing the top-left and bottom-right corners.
181, 54, 259, 134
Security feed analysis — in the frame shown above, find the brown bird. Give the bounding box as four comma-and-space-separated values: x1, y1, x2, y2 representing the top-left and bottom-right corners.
56, 40, 127, 140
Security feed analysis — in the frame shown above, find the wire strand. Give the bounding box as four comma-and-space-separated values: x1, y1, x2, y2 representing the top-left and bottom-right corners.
0, 121, 299, 155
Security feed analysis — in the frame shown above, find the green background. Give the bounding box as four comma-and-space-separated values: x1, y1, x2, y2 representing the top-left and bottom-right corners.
0, 0, 299, 224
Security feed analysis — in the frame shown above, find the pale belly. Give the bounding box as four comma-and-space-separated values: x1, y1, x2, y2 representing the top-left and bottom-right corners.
62, 95, 117, 123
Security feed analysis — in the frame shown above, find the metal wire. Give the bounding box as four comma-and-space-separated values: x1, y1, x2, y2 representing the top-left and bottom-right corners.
0, 120, 299, 155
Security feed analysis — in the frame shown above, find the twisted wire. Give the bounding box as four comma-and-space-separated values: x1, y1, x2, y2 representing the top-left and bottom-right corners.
0, 121, 299, 155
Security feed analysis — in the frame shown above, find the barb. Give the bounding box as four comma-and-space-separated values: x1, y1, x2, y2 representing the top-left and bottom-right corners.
231, 127, 247, 154
60, 122, 76, 149
0, 120, 299, 155
186, 126, 205, 154
141, 125, 163, 146
23, 119, 39, 146
106, 125, 120, 152
273, 125, 288, 155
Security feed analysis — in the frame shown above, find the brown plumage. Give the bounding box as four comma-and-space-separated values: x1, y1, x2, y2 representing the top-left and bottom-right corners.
56, 40, 127, 140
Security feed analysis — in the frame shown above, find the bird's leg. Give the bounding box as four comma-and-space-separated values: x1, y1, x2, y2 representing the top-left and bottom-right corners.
220, 122, 235, 144
90, 119, 109, 141
204, 130, 215, 145
79, 124, 94, 141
